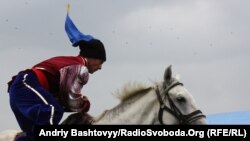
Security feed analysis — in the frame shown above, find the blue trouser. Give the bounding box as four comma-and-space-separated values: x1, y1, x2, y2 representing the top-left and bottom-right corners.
9, 71, 64, 141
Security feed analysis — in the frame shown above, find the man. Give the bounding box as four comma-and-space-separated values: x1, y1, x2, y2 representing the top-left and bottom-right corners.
7, 5, 106, 141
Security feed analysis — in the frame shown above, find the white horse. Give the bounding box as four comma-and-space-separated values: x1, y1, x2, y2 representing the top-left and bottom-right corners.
0, 65, 207, 141
62, 65, 207, 125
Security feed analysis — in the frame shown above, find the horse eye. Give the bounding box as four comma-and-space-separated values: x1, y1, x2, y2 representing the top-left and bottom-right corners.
176, 96, 186, 103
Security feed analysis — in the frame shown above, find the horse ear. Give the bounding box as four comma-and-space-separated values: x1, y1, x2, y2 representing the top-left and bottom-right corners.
164, 65, 172, 82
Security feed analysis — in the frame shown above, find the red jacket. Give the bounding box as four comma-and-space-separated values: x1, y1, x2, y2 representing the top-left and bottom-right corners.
32, 55, 89, 112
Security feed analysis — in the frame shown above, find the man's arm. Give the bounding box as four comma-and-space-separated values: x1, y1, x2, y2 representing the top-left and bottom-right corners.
59, 65, 90, 112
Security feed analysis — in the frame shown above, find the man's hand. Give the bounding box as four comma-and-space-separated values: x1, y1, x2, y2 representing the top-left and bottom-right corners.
68, 95, 90, 112
81, 96, 90, 112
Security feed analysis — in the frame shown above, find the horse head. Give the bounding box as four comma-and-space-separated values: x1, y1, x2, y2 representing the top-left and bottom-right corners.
155, 65, 207, 124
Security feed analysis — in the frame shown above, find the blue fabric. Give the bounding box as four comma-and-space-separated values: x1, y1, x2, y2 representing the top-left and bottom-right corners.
9, 71, 64, 141
65, 13, 94, 47
207, 111, 250, 124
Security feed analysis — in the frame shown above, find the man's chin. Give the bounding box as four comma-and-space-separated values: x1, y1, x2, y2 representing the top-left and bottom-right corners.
89, 70, 98, 74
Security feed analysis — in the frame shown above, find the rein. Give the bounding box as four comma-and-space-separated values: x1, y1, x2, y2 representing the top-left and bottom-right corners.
155, 82, 206, 125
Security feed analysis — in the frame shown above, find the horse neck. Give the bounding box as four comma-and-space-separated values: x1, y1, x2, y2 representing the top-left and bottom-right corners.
93, 88, 159, 124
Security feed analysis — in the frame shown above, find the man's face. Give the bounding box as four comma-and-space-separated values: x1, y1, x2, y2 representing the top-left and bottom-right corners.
87, 58, 103, 74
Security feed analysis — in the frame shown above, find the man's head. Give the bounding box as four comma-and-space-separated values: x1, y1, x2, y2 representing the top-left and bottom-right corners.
78, 39, 106, 73
78, 39, 106, 62
64, 8, 106, 73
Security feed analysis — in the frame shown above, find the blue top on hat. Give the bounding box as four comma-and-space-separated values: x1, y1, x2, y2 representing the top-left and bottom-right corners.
65, 4, 94, 47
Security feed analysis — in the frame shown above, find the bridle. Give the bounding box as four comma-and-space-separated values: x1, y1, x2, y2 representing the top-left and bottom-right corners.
155, 81, 206, 125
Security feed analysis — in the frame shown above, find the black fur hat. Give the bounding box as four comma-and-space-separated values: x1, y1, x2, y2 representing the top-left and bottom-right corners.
78, 39, 106, 62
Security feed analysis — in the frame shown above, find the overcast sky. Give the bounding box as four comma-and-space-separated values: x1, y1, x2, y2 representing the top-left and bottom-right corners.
1, 0, 250, 130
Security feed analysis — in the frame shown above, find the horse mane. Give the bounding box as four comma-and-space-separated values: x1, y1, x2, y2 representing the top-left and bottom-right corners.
92, 81, 154, 123
112, 81, 153, 102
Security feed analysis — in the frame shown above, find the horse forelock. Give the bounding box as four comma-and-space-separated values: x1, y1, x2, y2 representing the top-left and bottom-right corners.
113, 81, 153, 102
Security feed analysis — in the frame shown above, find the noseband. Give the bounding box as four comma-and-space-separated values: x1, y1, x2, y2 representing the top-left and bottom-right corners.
155, 82, 206, 125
